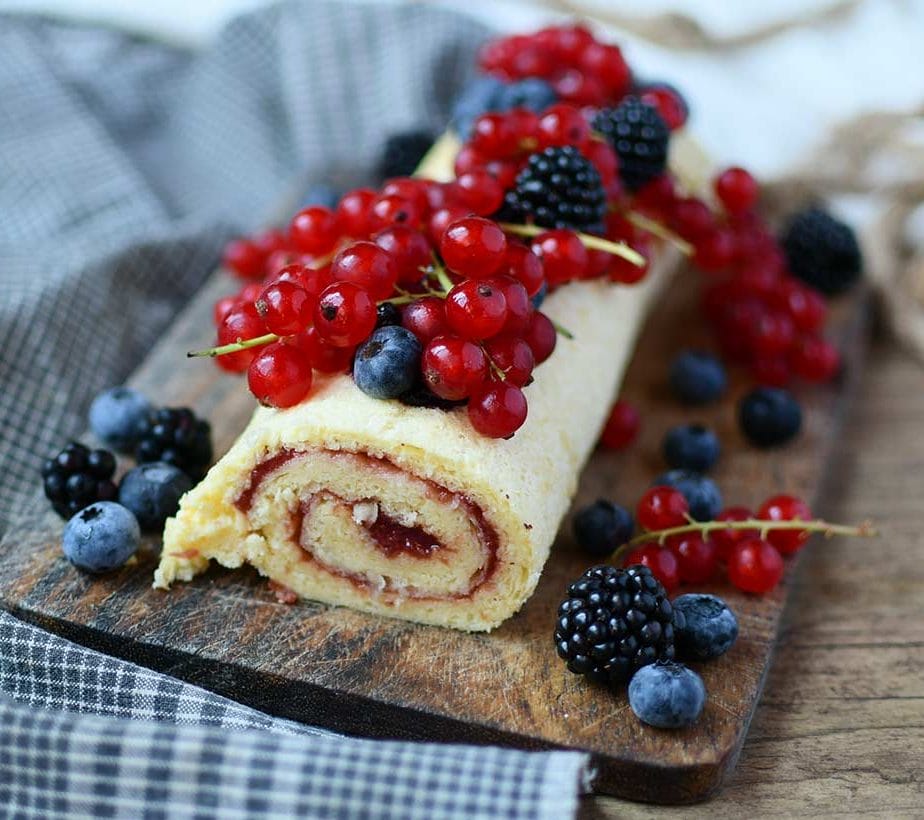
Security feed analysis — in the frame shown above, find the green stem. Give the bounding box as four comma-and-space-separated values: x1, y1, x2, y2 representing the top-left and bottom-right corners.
497, 222, 645, 267
550, 319, 575, 340
188, 333, 278, 358
625, 211, 694, 256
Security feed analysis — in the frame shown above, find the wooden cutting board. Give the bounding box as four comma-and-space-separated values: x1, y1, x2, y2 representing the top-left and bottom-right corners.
0, 259, 869, 804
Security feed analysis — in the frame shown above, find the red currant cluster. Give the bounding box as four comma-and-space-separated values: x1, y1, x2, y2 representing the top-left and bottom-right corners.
624, 487, 814, 594
478, 24, 686, 128
212, 173, 644, 437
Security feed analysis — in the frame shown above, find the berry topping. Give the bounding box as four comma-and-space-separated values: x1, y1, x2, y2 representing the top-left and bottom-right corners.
628, 661, 706, 729
314, 282, 377, 348
440, 217, 508, 279
593, 98, 670, 190
599, 400, 640, 450
738, 387, 802, 448
669, 351, 727, 404
445, 280, 508, 340
663, 424, 721, 473
62, 502, 140, 573
248, 342, 313, 409
467, 381, 528, 438
134, 407, 213, 482
88, 387, 152, 453
353, 326, 422, 400
673, 594, 739, 661
636, 486, 689, 531
421, 335, 488, 400
503, 145, 607, 232
572, 499, 634, 557
781, 206, 862, 295
330, 242, 398, 301
654, 470, 723, 521
118, 462, 192, 533
42, 442, 118, 520
554, 565, 683, 686
255, 281, 314, 336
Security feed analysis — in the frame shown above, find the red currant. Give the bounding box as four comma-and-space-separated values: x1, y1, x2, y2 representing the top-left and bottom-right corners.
599, 400, 640, 450
693, 228, 736, 273
445, 280, 508, 340
255, 281, 314, 336
712, 507, 756, 561
330, 241, 398, 301
213, 296, 238, 327
578, 43, 630, 95
490, 276, 531, 334
715, 167, 759, 214
502, 244, 545, 297
422, 335, 488, 400
247, 342, 313, 408
537, 103, 591, 148
640, 86, 688, 131
291, 327, 353, 374
623, 544, 680, 593
373, 226, 432, 285
217, 302, 267, 373
671, 197, 714, 240
749, 311, 796, 358
774, 280, 827, 332
552, 68, 605, 107
289, 206, 340, 254
440, 217, 507, 279
758, 495, 812, 555
667, 534, 718, 584
581, 139, 618, 188
453, 171, 504, 216
483, 334, 535, 387
314, 282, 376, 348
522, 311, 557, 364
467, 382, 528, 438
336, 188, 377, 237
608, 239, 650, 284
531, 229, 588, 287
369, 195, 422, 231
401, 297, 448, 344
633, 175, 677, 216
428, 205, 472, 245
222, 238, 265, 279
791, 336, 840, 382
381, 178, 430, 214
636, 486, 689, 531
471, 113, 520, 158
750, 356, 792, 387
727, 537, 784, 594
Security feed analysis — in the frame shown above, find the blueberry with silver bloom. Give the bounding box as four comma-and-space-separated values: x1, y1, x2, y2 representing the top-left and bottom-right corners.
62, 501, 140, 573
496, 77, 557, 112
118, 462, 192, 532
673, 594, 739, 661
654, 470, 722, 521
739, 387, 802, 448
89, 387, 152, 452
353, 326, 422, 400
663, 424, 720, 472
572, 499, 634, 557
629, 661, 706, 729
669, 351, 727, 405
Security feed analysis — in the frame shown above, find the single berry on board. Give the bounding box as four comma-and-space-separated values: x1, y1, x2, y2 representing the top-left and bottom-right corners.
118, 463, 192, 532
669, 351, 726, 405
636, 486, 689, 531
727, 537, 784, 593
353, 326, 422, 400
781, 206, 862, 296
89, 387, 153, 453
663, 424, 721, 473
667, 533, 718, 584
738, 387, 802, 448
654, 470, 723, 522
628, 661, 706, 729
673, 594, 738, 660
554, 565, 684, 686
757, 494, 812, 554
135, 407, 212, 482
572, 499, 634, 557
42, 442, 118, 520
599, 400, 640, 450
622, 543, 680, 592
62, 501, 140, 573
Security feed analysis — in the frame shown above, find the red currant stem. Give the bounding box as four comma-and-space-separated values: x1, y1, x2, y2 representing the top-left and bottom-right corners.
625, 210, 694, 256
497, 222, 645, 267
187, 332, 278, 358
431, 261, 455, 294
485, 354, 507, 381
518, 137, 539, 152
613, 518, 878, 561
307, 249, 336, 270
550, 318, 575, 340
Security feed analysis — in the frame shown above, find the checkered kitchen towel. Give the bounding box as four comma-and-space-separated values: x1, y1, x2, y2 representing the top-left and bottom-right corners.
0, 2, 589, 816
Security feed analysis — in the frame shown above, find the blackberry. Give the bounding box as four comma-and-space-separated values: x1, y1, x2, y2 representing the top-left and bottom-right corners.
501, 146, 606, 232
377, 129, 436, 181
135, 407, 212, 482
781, 206, 862, 295
554, 564, 684, 687
593, 97, 669, 191
42, 442, 118, 520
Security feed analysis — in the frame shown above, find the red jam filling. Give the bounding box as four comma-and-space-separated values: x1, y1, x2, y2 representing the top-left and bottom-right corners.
234, 448, 499, 601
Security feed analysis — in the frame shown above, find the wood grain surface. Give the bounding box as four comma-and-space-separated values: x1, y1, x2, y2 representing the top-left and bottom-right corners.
0, 261, 871, 805
585, 333, 924, 817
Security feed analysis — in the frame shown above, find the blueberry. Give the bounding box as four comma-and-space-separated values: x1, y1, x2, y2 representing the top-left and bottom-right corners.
353, 326, 422, 400
300, 183, 340, 210
572, 499, 634, 557
738, 387, 802, 447
451, 74, 506, 139
663, 424, 720, 472
530, 282, 548, 309
496, 78, 557, 113
673, 594, 739, 661
628, 661, 706, 729
669, 351, 727, 405
62, 502, 140, 573
89, 387, 153, 452
118, 463, 192, 532
654, 470, 722, 521
375, 302, 402, 329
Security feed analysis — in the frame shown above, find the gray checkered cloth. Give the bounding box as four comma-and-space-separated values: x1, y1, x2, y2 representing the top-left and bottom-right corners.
0, 2, 590, 816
